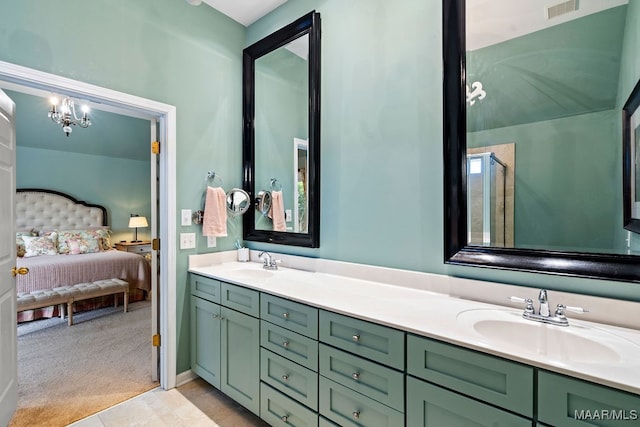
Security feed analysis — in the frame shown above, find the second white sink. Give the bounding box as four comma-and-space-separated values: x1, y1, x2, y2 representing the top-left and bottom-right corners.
456, 308, 638, 365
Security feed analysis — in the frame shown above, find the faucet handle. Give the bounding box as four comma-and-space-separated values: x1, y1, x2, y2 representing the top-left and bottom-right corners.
508, 296, 535, 314
555, 304, 589, 316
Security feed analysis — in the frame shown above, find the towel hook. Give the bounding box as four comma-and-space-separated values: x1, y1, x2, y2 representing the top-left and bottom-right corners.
270, 178, 282, 191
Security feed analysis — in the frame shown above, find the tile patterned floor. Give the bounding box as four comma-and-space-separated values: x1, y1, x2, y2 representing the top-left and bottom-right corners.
69, 378, 269, 427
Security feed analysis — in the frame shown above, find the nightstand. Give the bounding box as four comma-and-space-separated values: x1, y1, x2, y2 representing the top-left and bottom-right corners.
114, 241, 152, 257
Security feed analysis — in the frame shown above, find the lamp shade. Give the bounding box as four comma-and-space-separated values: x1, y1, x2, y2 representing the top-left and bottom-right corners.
128, 216, 148, 228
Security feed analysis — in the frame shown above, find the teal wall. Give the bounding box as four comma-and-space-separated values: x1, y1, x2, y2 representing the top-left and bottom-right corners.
468, 110, 622, 252
16, 146, 151, 241
2, 0, 640, 377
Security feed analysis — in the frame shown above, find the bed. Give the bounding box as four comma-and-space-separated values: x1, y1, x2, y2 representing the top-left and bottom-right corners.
15, 188, 151, 322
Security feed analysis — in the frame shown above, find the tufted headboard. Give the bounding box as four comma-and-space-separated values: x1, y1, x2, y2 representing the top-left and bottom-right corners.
16, 189, 108, 231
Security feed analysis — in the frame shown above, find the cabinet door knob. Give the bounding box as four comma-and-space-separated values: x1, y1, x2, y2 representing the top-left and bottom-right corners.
282, 374, 289, 381
281, 415, 289, 422
352, 333, 360, 342
352, 372, 360, 380
282, 341, 290, 348
283, 312, 289, 319
212, 314, 219, 319
352, 411, 360, 419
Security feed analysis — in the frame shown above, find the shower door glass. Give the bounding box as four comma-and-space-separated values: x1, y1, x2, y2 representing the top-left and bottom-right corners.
468, 152, 506, 246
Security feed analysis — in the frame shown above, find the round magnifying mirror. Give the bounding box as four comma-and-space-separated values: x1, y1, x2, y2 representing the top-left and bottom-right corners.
255, 190, 272, 215
226, 188, 250, 216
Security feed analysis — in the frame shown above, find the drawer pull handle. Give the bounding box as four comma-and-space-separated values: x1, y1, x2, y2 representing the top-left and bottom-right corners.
353, 411, 360, 419
352, 334, 360, 342
282, 341, 290, 348
281, 415, 289, 422
282, 374, 289, 381
352, 372, 360, 380
283, 312, 289, 319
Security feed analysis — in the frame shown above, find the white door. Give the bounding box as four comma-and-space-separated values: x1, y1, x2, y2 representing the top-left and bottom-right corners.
0, 89, 18, 425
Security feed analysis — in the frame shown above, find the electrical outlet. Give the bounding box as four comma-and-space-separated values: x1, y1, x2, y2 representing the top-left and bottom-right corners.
180, 232, 196, 249
285, 209, 292, 222
207, 236, 217, 248
181, 209, 192, 226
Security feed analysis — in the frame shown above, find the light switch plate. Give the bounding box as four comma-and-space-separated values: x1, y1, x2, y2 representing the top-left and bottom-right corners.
207, 236, 216, 248
181, 209, 192, 226
285, 209, 292, 222
180, 232, 196, 249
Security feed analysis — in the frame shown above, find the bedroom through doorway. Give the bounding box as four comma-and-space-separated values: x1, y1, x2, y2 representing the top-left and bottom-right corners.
0, 61, 176, 424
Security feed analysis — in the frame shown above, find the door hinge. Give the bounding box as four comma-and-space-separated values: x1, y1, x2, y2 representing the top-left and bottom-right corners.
152, 238, 160, 250
151, 141, 160, 154
152, 334, 161, 347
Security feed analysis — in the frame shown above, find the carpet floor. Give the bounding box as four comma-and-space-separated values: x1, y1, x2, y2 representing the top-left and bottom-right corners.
10, 300, 158, 427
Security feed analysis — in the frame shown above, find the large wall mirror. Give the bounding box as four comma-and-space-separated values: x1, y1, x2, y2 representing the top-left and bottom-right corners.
444, 0, 640, 282
243, 11, 321, 248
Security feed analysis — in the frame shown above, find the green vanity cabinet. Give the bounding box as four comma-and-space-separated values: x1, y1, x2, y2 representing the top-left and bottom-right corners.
318, 310, 405, 426
538, 371, 640, 427
407, 334, 534, 417
190, 275, 260, 415
190, 294, 222, 387
260, 294, 320, 426
406, 376, 531, 427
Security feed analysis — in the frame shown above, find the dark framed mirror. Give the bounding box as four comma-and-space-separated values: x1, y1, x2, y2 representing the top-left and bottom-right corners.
443, 0, 640, 282
243, 11, 321, 248
623, 78, 640, 234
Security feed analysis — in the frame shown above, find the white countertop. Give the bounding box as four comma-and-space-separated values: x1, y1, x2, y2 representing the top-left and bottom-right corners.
188, 252, 640, 395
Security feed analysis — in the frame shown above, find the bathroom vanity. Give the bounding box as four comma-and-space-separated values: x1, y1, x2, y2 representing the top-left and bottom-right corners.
189, 252, 640, 426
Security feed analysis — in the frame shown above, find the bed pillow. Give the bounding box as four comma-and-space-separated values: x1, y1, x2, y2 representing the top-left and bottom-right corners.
67, 237, 101, 255
22, 233, 58, 257
51, 228, 112, 254
16, 230, 37, 257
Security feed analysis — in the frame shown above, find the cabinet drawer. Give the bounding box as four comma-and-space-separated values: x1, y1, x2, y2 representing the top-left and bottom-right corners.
319, 311, 404, 370
220, 282, 259, 316
128, 244, 151, 253
261, 294, 318, 339
406, 376, 531, 427
319, 344, 403, 411
190, 274, 221, 304
407, 334, 533, 417
261, 383, 318, 427
538, 370, 640, 426
261, 321, 318, 370
261, 349, 318, 410
319, 377, 404, 427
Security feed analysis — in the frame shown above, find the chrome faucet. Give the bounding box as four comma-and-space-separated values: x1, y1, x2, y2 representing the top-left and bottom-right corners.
509, 289, 588, 327
538, 289, 550, 317
258, 251, 279, 270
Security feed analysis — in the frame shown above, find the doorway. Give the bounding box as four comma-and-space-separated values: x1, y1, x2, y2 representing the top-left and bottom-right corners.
0, 60, 177, 395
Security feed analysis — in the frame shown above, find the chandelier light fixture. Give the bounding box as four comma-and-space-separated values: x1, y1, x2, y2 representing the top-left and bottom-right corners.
48, 96, 91, 137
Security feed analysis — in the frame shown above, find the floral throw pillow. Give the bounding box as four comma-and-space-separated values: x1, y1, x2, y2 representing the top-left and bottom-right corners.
22, 233, 58, 257
16, 230, 37, 257
54, 229, 112, 254
67, 238, 101, 255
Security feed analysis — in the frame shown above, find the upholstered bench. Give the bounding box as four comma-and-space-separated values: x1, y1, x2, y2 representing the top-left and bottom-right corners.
17, 287, 76, 326
17, 278, 129, 326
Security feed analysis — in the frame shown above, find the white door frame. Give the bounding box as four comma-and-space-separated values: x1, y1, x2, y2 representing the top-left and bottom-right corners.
0, 60, 177, 390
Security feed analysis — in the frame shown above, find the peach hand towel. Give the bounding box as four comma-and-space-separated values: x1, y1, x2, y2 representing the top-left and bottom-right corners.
203, 186, 227, 237
269, 190, 286, 232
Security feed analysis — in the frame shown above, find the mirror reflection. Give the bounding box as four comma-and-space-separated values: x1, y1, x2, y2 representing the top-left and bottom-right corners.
466, 0, 630, 254
254, 35, 309, 233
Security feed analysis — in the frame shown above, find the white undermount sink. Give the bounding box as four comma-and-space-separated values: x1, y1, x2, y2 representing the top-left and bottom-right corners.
456, 308, 639, 365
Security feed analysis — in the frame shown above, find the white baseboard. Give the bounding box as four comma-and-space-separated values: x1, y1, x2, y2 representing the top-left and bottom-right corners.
175, 369, 198, 387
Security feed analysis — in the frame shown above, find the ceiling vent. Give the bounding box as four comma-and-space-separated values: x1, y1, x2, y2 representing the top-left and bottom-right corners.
546, 0, 578, 19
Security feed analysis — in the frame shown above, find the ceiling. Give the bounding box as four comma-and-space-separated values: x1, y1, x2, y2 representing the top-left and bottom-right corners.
198, 0, 287, 26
